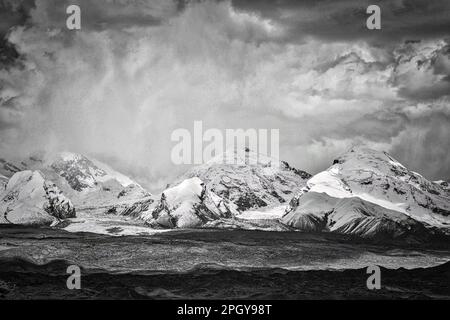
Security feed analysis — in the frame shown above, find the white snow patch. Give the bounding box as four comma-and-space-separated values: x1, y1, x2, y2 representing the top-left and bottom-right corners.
62, 211, 171, 236
164, 177, 203, 204
238, 205, 286, 220
356, 193, 409, 215
389, 160, 405, 168
307, 170, 352, 199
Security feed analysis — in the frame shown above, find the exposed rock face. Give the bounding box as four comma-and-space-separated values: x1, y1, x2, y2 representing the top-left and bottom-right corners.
116, 197, 155, 217
0, 170, 75, 226
43, 181, 76, 219
281, 147, 450, 239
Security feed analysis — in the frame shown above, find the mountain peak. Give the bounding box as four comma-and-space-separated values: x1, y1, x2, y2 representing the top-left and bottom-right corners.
205, 148, 281, 168
291, 146, 450, 233
56, 151, 85, 163
336, 146, 402, 164
0, 151, 150, 210
331, 146, 410, 179
175, 148, 310, 212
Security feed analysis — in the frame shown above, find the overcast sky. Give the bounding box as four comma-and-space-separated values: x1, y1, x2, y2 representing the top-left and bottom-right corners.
0, 0, 449, 191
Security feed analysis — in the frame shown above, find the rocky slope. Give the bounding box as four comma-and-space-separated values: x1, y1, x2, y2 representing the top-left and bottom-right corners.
282, 147, 450, 239
0, 170, 75, 225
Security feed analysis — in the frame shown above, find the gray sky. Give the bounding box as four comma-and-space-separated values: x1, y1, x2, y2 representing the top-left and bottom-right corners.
0, 0, 449, 191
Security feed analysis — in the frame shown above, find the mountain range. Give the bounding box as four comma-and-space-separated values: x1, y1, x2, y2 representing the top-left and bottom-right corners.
0, 147, 449, 241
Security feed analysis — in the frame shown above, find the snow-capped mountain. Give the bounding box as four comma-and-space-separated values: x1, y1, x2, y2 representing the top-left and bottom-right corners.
44, 152, 151, 209
2, 146, 448, 241
0, 170, 75, 225
143, 149, 310, 229
146, 177, 238, 228
282, 147, 450, 239
0, 152, 151, 209
49, 152, 137, 192
173, 149, 310, 211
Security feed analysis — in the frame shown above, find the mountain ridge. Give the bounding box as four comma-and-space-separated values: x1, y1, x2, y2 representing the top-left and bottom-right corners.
1, 147, 449, 242
281, 146, 450, 239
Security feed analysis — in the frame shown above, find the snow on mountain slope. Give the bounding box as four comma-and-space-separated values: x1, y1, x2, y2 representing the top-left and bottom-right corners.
146, 177, 237, 228
47, 152, 140, 192
52, 152, 138, 190
40, 153, 155, 218
0, 170, 75, 226
282, 147, 450, 238
142, 149, 310, 230
282, 192, 431, 239
174, 149, 310, 212
237, 205, 287, 220
1, 152, 151, 209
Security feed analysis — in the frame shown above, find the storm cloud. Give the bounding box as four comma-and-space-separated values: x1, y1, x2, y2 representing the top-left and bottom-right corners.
0, 0, 449, 191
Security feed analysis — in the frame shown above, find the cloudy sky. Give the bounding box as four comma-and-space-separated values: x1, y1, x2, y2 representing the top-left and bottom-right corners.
0, 0, 449, 191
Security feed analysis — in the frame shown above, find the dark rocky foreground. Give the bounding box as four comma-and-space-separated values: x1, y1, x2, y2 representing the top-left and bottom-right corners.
0, 257, 449, 299
0, 225, 449, 300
